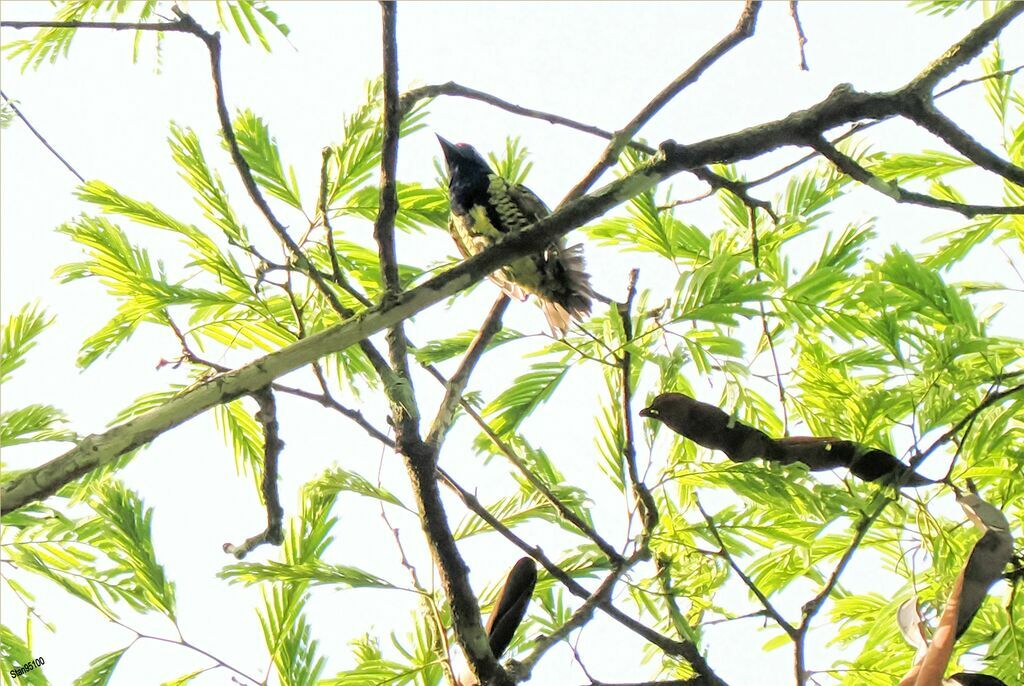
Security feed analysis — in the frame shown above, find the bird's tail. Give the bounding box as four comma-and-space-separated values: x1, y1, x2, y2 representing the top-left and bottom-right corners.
540, 242, 593, 336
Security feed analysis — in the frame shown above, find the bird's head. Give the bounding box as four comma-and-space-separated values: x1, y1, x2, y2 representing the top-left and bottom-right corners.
639, 392, 692, 421
437, 135, 492, 181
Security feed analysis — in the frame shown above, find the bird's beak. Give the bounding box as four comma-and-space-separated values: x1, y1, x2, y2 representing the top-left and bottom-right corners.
436, 134, 458, 162
639, 406, 655, 418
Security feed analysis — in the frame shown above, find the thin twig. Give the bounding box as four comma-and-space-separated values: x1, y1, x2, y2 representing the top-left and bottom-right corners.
0, 89, 85, 182
935, 63, 1024, 98
748, 206, 788, 433
788, 1, 809, 71
914, 382, 1024, 469
618, 269, 658, 539
108, 617, 261, 685
318, 147, 373, 308
793, 494, 890, 685
223, 386, 285, 558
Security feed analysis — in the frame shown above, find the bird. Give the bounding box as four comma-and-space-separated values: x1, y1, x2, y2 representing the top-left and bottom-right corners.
954, 490, 1014, 639
639, 392, 780, 463
772, 436, 934, 488
948, 674, 1009, 686
438, 135, 593, 336
455, 557, 538, 686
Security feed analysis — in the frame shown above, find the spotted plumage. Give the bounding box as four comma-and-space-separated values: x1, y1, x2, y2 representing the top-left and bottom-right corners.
438, 136, 593, 336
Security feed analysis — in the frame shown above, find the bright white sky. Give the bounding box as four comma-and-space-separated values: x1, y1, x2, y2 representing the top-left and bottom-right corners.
1, 2, 1022, 685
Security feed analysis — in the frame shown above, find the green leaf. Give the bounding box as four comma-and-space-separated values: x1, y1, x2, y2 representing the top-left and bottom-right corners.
221, 560, 396, 589
230, 109, 303, 208
168, 123, 249, 245
412, 327, 523, 364
0, 404, 75, 446
91, 481, 177, 618
482, 360, 570, 437
1, 303, 53, 384
73, 648, 127, 686
308, 468, 404, 507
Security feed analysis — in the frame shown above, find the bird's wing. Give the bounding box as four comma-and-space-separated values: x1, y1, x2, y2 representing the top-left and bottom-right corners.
483, 175, 550, 231
506, 182, 551, 222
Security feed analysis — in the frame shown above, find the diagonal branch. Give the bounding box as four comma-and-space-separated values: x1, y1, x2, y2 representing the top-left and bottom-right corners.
437, 468, 729, 686
905, 99, 1024, 187
788, 1, 809, 71
1, 89, 84, 182
793, 495, 890, 685
696, 498, 797, 639
560, 0, 762, 204
909, 2, 1024, 92
809, 135, 1024, 217
426, 295, 509, 448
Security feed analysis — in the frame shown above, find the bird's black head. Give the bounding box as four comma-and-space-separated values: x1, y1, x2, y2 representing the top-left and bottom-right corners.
437, 135, 493, 213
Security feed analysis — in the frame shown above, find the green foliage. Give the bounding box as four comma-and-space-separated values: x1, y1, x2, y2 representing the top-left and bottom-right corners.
481, 359, 570, 438
230, 109, 304, 209
0, 404, 75, 446
3, 8, 1023, 685
1, 303, 52, 384
3, 0, 288, 71
0, 624, 48, 686
73, 649, 127, 686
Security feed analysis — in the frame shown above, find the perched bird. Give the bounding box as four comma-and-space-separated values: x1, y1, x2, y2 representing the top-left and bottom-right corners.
954, 491, 1014, 639
772, 436, 934, 488
640, 393, 935, 488
639, 392, 780, 463
455, 557, 538, 686
438, 136, 593, 336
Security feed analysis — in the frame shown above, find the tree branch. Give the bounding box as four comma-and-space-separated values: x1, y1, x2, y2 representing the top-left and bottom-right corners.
788, 1, 809, 71
0, 89, 84, 182
696, 498, 797, 638
560, 0, 762, 205
426, 295, 509, 448
619, 270, 658, 539
793, 495, 890, 685
810, 135, 1024, 217
905, 99, 1024, 188
222, 387, 285, 559
437, 468, 728, 685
